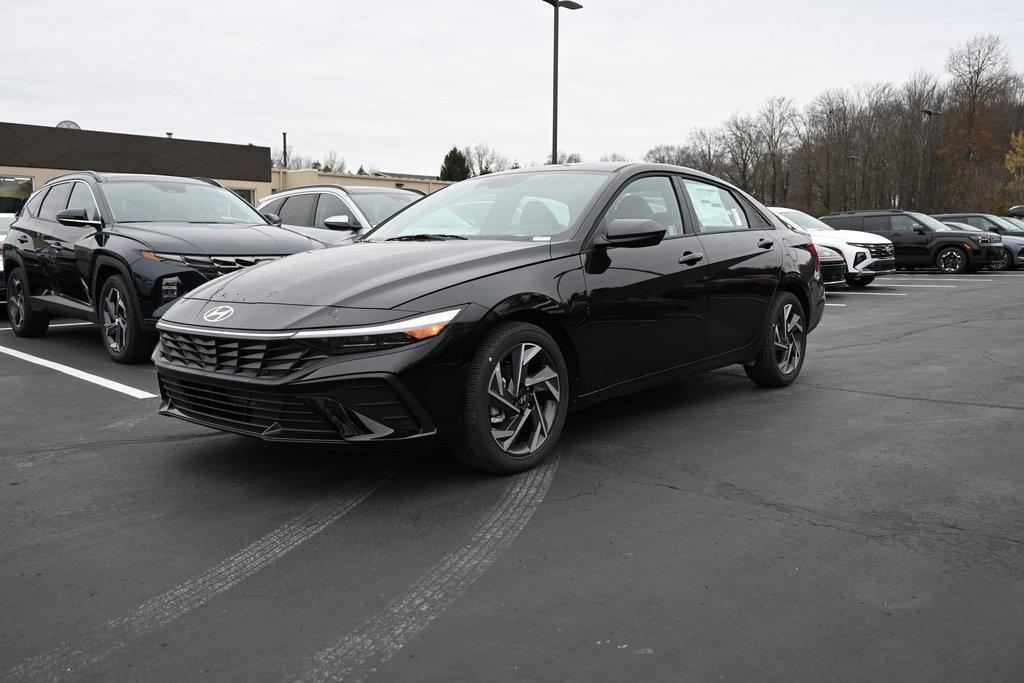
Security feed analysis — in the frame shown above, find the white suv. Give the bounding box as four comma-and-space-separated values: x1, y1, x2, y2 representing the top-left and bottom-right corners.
770, 207, 895, 288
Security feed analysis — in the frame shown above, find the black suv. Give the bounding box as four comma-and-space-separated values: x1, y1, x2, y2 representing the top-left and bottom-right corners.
820, 210, 1002, 273
3, 172, 321, 362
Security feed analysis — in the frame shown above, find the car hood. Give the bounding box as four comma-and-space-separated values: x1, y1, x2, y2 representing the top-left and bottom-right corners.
183, 239, 553, 310
997, 233, 1024, 248
815, 229, 891, 245
111, 222, 319, 254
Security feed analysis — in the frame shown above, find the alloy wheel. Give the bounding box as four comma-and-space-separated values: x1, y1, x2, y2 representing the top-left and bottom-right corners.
487, 342, 561, 456
102, 286, 129, 352
7, 278, 25, 328
937, 248, 964, 274
989, 249, 1010, 271
773, 303, 804, 375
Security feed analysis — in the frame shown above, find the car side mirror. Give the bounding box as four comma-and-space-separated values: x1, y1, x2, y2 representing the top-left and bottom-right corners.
913, 226, 927, 234
55, 208, 100, 228
323, 214, 359, 231
601, 218, 667, 248
262, 212, 282, 226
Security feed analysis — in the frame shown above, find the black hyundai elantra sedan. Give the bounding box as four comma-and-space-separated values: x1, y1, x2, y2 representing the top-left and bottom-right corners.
154, 163, 825, 473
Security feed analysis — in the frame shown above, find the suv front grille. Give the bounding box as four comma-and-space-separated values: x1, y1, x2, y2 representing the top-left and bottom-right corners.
158, 331, 328, 378
865, 244, 893, 258
182, 255, 282, 278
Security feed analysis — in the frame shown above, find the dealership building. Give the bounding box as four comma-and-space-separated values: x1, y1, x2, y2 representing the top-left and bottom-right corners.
0, 121, 447, 213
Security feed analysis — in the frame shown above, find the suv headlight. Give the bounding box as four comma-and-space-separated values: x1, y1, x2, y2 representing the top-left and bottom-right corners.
295, 308, 463, 354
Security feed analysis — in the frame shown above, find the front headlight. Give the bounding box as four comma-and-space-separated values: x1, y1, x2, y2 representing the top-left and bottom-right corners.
294, 308, 463, 354
141, 251, 186, 263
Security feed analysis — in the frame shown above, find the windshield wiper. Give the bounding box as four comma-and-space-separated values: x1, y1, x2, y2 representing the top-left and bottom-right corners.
384, 233, 469, 241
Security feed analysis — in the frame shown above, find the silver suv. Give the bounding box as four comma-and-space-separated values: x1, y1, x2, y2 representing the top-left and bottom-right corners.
256, 185, 421, 245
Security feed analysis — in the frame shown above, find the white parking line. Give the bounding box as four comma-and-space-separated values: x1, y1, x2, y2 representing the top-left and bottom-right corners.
824, 303, 846, 307
0, 322, 95, 332
885, 277, 991, 282
0, 345, 157, 399
302, 453, 560, 682
830, 292, 907, 296
881, 284, 956, 288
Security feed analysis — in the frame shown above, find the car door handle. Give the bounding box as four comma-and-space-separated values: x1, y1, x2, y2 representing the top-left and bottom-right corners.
756, 238, 774, 249
678, 251, 704, 266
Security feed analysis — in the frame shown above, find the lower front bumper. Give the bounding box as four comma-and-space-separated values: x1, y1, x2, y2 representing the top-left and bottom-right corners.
157, 369, 438, 447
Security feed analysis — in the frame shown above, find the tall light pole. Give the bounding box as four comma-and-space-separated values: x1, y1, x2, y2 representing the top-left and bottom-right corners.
542, 0, 582, 164
919, 109, 942, 210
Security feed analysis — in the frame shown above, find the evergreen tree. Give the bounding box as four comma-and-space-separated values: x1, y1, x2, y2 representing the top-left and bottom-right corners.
439, 146, 473, 181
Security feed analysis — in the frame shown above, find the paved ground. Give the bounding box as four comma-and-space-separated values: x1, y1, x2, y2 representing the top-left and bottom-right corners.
2, 270, 1023, 681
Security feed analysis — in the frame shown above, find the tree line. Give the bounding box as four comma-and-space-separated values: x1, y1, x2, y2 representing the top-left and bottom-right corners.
641, 34, 1024, 214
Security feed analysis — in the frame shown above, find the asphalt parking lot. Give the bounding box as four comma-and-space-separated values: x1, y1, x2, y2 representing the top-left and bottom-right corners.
2, 270, 1024, 681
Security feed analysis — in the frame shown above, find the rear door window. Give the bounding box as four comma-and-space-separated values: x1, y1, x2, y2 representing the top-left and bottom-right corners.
38, 182, 73, 222
862, 216, 890, 233
681, 179, 748, 233
278, 194, 317, 227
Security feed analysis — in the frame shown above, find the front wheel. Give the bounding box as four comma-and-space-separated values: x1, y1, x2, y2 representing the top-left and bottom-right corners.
988, 248, 1011, 272
98, 275, 148, 364
744, 292, 806, 388
935, 247, 967, 274
5, 267, 50, 336
845, 275, 875, 288
454, 322, 569, 474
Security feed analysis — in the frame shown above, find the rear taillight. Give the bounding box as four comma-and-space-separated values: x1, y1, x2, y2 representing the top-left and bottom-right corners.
800, 243, 821, 269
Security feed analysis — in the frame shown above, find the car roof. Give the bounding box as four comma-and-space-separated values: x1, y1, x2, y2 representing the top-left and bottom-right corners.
44, 171, 214, 186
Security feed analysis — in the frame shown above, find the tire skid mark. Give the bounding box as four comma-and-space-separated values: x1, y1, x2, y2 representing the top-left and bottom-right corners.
5, 463, 400, 681
302, 453, 560, 682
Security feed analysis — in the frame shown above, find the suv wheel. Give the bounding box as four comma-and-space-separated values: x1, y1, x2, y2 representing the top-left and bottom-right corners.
845, 275, 875, 288
744, 292, 806, 388
99, 275, 148, 363
988, 248, 1011, 271
5, 267, 50, 337
935, 246, 967, 274
454, 322, 569, 474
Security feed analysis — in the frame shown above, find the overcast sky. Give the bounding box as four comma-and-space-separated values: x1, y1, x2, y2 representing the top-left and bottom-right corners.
2, 0, 1023, 175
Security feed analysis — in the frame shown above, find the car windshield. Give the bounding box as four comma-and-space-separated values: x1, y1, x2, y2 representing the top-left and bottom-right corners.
772, 208, 834, 231
988, 215, 1024, 232
908, 212, 950, 232
1004, 217, 1024, 231
101, 181, 266, 224
348, 191, 419, 226
363, 171, 610, 242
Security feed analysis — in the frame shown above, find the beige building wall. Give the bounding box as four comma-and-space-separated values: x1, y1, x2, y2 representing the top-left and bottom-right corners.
0, 165, 273, 204
269, 168, 450, 202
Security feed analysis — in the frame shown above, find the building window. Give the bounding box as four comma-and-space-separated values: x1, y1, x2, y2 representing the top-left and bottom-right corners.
230, 188, 255, 205
0, 176, 35, 213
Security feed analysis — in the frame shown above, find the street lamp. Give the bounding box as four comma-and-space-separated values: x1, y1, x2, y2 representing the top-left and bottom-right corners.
542, 0, 582, 165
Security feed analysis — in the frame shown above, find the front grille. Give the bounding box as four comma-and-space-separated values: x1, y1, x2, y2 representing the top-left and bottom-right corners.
182, 255, 282, 278
866, 244, 894, 258
158, 331, 328, 378
160, 376, 340, 440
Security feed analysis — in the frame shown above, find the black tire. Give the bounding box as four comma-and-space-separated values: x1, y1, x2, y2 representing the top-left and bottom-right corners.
453, 322, 570, 474
935, 246, 967, 274
5, 267, 50, 336
744, 292, 807, 388
98, 275, 148, 364
845, 275, 875, 288
988, 248, 1012, 272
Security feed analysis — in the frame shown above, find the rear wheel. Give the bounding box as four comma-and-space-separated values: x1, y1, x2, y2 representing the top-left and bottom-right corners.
98, 275, 148, 364
454, 322, 569, 474
6, 267, 50, 336
744, 292, 806, 388
845, 275, 875, 288
935, 247, 967, 274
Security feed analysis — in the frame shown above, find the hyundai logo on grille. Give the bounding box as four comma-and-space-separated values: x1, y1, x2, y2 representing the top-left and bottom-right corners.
203, 305, 235, 323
